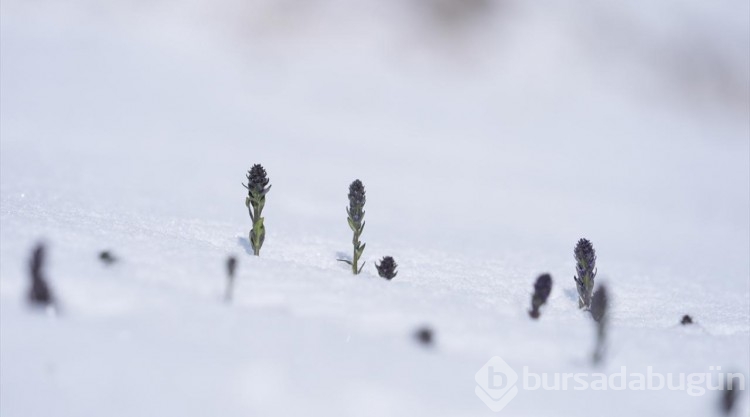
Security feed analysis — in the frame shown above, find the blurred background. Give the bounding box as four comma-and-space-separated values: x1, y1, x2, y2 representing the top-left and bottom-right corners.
1, 1, 749, 416
3, 0, 748, 280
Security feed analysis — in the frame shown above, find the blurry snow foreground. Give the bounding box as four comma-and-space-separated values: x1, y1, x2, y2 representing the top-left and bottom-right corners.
1, 0, 748, 416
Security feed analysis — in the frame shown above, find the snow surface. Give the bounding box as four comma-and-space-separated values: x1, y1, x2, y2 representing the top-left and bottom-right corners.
1, 0, 749, 416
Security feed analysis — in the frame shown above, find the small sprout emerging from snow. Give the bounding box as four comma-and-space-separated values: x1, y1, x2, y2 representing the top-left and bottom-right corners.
529, 273, 552, 319
225, 256, 237, 303
721, 373, 742, 415
226, 256, 237, 278
375, 256, 398, 280
98, 250, 117, 265
243, 164, 271, 256
415, 327, 434, 347
590, 285, 608, 323
28, 243, 54, 307
573, 238, 597, 309
681, 315, 693, 325
338, 179, 366, 274
590, 285, 608, 365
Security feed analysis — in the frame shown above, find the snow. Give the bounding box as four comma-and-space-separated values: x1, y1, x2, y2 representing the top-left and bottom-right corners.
1, 0, 748, 416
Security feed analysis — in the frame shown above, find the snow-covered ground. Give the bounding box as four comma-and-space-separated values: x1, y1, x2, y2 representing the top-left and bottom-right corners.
1, 1, 748, 416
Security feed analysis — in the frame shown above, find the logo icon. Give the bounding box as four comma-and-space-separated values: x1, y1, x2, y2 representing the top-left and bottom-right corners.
475, 356, 519, 412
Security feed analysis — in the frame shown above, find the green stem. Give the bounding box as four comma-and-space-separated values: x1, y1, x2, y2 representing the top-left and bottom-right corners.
249, 195, 265, 256
352, 229, 359, 274
252, 204, 261, 256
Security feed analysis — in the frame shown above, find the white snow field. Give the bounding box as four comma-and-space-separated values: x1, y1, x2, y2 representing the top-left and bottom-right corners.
1, 0, 748, 416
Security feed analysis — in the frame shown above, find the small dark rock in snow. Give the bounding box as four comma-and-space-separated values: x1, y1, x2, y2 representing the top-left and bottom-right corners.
681, 315, 693, 325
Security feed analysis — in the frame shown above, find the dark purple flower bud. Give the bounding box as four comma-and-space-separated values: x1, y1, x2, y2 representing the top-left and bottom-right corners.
225, 256, 237, 303
721, 374, 741, 415
574, 238, 597, 309
245, 164, 270, 196
415, 326, 434, 346
347, 179, 366, 224
591, 284, 609, 364
28, 243, 53, 307
226, 256, 237, 278
529, 273, 552, 319
375, 256, 398, 280
590, 285, 608, 323
99, 250, 117, 265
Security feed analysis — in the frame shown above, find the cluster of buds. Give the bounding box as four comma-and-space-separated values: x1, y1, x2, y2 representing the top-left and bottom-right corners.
243, 164, 271, 256
339, 180, 367, 274
573, 238, 597, 309
528, 273, 552, 319
375, 256, 398, 280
